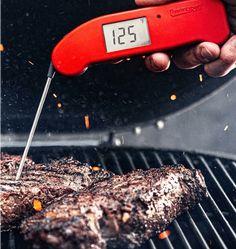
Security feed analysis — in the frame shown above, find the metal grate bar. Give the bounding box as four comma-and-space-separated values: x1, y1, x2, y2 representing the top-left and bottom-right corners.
81, 150, 90, 164
186, 212, 210, 249
183, 153, 230, 249
198, 203, 229, 249
232, 162, 236, 169
215, 158, 236, 190
139, 152, 191, 249
167, 153, 178, 165
95, 151, 109, 171
147, 239, 157, 249
110, 151, 123, 174
172, 220, 194, 249
161, 237, 175, 249
152, 151, 164, 166
168, 152, 210, 249
231, 162, 236, 179
124, 151, 137, 170
207, 192, 236, 241
199, 156, 236, 214
8, 232, 16, 249
41, 153, 48, 164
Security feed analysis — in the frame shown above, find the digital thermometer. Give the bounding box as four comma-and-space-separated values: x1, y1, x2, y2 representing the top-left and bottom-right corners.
16, 0, 230, 180
52, 0, 230, 76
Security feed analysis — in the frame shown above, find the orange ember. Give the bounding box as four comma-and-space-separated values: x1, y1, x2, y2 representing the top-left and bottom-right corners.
0, 44, 4, 52
158, 230, 171, 240
33, 199, 42, 212
84, 114, 90, 129
92, 166, 101, 171
57, 102, 62, 108
170, 94, 177, 101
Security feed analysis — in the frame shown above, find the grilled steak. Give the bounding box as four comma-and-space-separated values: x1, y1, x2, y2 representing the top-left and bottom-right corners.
0, 153, 114, 231
21, 165, 207, 249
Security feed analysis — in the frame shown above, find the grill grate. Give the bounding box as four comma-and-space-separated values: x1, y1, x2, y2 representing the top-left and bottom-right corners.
1, 147, 236, 249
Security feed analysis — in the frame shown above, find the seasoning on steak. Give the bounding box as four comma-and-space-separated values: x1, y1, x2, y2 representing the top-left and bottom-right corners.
21, 165, 207, 249
0, 153, 114, 231
0, 153, 34, 174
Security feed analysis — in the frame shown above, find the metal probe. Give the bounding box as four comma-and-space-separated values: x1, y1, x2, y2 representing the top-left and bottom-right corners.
16, 63, 55, 181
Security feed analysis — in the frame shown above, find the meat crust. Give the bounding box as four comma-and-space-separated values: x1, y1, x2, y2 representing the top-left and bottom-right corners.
21, 165, 207, 249
0, 153, 114, 230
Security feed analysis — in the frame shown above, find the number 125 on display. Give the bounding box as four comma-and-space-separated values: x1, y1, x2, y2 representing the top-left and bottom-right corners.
103, 17, 151, 53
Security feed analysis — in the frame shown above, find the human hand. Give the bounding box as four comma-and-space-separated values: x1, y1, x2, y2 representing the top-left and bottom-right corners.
135, 0, 236, 77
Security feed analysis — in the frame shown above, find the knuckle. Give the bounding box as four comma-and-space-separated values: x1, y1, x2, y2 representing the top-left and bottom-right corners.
220, 53, 236, 65
220, 36, 236, 65
135, 0, 141, 4
190, 46, 207, 64
198, 45, 210, 58
196, 44, 219, 63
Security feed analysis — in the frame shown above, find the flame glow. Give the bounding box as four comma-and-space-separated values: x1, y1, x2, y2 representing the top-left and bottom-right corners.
158, 230, 171, 240
57, 102, 62, 108
84, 115, 90, 129
33, 199, 42, 212
92, 166, 101, 171
0, 44, 4, 52
170, 94, 177, 101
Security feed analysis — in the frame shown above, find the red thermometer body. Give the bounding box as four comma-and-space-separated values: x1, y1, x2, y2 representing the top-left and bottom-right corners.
52, 0, 229, 76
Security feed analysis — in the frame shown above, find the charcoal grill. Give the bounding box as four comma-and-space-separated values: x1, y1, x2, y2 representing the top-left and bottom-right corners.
1, 147, 236, 249
1, 0, 236, 249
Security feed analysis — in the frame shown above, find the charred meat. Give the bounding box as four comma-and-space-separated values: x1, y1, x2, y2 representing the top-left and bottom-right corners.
0, 153, 114, 230
0, 153, 34, 174
21, 165, 207, 249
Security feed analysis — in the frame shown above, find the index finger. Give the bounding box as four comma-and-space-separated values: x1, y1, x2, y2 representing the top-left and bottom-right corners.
135, 0, 173, 6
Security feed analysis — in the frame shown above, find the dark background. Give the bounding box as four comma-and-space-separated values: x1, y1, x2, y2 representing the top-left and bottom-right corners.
1, 0, 236, 155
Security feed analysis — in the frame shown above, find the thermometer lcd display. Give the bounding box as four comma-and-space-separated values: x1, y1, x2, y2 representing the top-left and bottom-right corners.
103, 17, 150, 52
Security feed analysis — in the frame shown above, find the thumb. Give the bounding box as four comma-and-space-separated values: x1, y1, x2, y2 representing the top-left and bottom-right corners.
135, 0, 173, 6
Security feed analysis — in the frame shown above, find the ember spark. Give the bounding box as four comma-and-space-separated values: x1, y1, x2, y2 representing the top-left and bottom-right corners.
170, 94, 177, 101
0, 43, 4, 52
33, 199, 42, 212
57, 102, 62, 108
92, 166, 101, 171
84, 115, 90, 129
158, 230, 171, 240
199, 74, 203, 82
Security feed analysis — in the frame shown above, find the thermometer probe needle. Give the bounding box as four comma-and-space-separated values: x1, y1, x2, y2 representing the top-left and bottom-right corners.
16, 63, 55, 181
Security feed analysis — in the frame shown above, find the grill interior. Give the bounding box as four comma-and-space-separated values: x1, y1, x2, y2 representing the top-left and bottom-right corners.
1, 147, 236, 249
